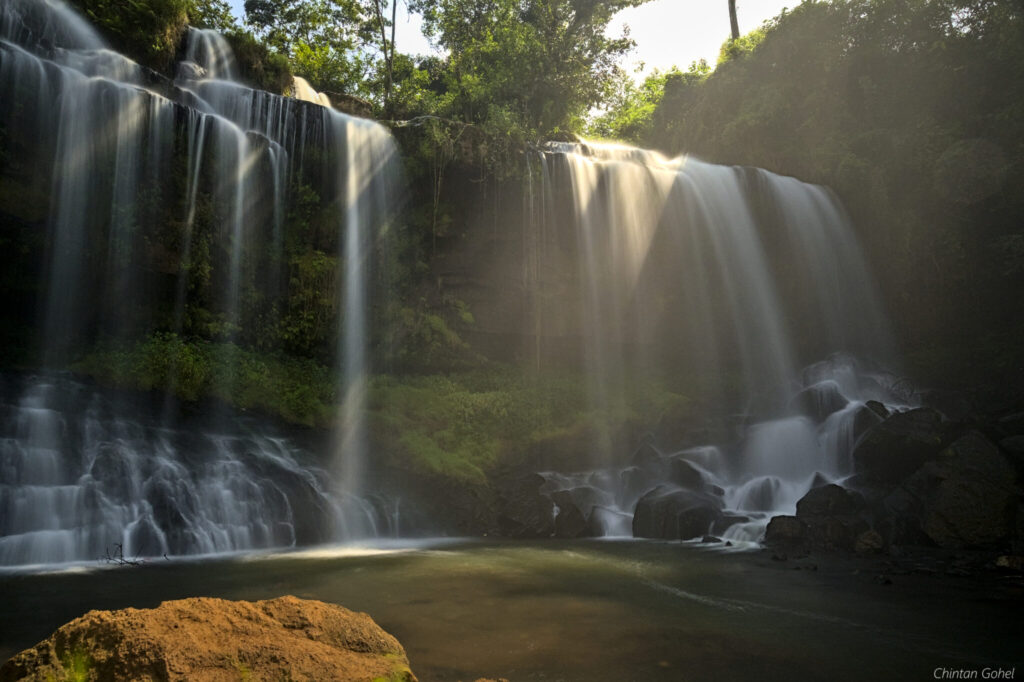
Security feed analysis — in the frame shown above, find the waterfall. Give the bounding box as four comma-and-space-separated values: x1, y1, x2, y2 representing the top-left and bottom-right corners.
534, 140, 909, 541
0, 0, 400, 566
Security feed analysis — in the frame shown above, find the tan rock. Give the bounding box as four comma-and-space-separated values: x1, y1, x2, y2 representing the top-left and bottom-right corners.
0, 596, 417, 681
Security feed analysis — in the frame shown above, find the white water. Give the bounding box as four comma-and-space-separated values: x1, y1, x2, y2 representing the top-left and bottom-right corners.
533, 142, 912, 541
0, 0, 400, 566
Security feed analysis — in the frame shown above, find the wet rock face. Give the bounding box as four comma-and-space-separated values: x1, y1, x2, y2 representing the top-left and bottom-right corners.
496, 473, 556, 538
885, 431, 1019, 549
796, 484, 865, 518
765, 484, 869, 552
0, 596, 417, 682
790, 381, 849, 423
852, 407, 949, 485
632, 486, 725, 541
764, 515, 806, 546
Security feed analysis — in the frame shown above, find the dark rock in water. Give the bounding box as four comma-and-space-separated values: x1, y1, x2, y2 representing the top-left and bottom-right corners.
631, 442, 664, 472
804, 515, 869, 552
919, 389, 974, 422
734, 477, 781, 512
632, 486, 724, 541
995, 555, 1024, 572
496, 473, 555, 538
666, 457, 706, 491
796, 484, 865, 518
791, 381, 848, 422
854, 529, 886, 555
898, 432, 1017, 549
764, 515, 805, 546
852, 407, 948, 485
565, 485, 604, 518
865, 400, 890, 420
619, 466, 658, 502
999, 435, 1024, 473
550, 490, 590, 539
776, 484, 871, 552
998, 412, 1024, 436
714, 513, 750, 535
851, 404, 887, 444
701, 534, 721, 543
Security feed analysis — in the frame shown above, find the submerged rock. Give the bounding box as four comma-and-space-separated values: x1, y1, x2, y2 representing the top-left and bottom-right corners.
0, 596, 416, 682
796, 484, 865, 518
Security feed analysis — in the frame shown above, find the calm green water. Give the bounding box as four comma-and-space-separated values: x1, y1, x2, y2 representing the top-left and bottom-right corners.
1, 540, 1020, 681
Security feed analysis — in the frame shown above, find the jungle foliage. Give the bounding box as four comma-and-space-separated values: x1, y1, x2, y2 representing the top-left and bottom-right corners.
595, 0, 1024, 388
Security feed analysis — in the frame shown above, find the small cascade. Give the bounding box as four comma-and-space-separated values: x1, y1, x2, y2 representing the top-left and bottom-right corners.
0, 0, 401, 566
531, 141, 909, 542
0, 374, 374, 566
292, 75, 332, 108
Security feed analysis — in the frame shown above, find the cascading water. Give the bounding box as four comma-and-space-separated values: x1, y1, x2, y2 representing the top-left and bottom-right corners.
0, 0, 400, 566
532, 141, 912, 542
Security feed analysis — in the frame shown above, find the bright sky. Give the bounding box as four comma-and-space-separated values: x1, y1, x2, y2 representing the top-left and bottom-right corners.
226, 0, 795, 77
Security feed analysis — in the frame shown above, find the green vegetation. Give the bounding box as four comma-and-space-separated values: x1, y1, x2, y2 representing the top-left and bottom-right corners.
72, 333, 336, 426
70, 332, 689, 483
371, 367, 690, 483
595, 0, 1024, 387
58, 644, 92, 682
70, 0, 190, 72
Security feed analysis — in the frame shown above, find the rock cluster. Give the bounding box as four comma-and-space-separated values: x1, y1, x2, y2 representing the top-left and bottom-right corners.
766, 406, 1024, 556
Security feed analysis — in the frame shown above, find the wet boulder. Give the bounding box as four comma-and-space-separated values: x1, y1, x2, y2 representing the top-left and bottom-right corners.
632, 486, 724, 540
631, 442, 665, 474
795, 484, 865, 518
496, 473, 555, 538
790, 381, 849, 422
666, 457, 707, 491
550, 490, 590, 539
795, 484, 869, 552
713, 513, 750, 535
854, 529, 886, 555
884, 432, 1018, 549
764, 515, 806, 546
852, 407, 949, 485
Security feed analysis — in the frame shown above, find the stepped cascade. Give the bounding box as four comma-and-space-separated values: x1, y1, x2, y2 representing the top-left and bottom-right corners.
528, 142, 912, 540
0, 0, 914, 566
0, 0, 400, 567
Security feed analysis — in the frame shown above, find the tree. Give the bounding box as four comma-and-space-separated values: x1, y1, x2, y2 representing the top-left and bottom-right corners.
728, 0, 739, 40
412, 0, 653, 136
244, 0, 372, 95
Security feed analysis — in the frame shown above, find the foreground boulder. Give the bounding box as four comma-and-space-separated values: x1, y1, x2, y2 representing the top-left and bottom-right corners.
0, 596, 416, 682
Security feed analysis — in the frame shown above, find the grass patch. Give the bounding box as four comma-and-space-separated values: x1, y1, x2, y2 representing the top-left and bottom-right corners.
71, 333, 335, 426
369, 367, 691, 484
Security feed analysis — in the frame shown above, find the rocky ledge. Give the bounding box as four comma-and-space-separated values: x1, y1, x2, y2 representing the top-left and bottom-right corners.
0, 596, 417, 682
